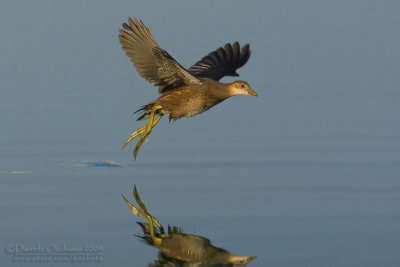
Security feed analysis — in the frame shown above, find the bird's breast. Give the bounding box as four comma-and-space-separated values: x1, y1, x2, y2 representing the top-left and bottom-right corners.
157, 86, 224, 120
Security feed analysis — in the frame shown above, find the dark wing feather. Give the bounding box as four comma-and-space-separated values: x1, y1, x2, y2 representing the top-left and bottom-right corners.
188, 42, 251, 81
119, 17, 200, 94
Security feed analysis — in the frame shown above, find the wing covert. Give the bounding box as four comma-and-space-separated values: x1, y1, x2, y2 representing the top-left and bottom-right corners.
119, 17, 200, 93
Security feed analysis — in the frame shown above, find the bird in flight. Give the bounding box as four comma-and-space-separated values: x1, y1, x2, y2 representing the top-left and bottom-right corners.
119, 17, 257, 160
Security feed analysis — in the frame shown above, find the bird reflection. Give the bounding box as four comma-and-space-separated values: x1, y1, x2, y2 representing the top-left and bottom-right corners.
122, 185, 257, 266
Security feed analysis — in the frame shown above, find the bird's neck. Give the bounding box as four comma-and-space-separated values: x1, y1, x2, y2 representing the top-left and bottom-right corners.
203, 79, 235, 100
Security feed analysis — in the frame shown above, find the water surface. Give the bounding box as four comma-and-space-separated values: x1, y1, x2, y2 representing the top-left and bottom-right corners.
1, 1, 399, 266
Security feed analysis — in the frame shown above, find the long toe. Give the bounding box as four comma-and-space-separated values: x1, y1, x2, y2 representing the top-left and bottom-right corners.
133, 133, 149, 160
122, 125, 148, 149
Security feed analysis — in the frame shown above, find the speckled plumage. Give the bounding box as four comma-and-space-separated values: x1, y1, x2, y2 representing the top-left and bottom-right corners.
137, 78, 234, 122
119, 17, 257, 159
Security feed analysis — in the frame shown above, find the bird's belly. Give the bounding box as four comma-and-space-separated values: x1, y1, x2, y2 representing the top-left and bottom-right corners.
158, 90, 220, 121
181, 97, 211, 117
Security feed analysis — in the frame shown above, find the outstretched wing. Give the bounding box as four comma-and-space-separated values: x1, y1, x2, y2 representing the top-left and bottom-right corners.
188, 42, 251, 81
119, 17, 200, 93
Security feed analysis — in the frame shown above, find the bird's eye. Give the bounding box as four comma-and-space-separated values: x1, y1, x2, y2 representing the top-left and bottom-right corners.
241, 84, 245, 88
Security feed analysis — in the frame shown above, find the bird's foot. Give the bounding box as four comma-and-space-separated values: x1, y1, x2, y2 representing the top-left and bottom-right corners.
122, 185, 163, 245
122, 105, 163, 160
121, 124, 148, 149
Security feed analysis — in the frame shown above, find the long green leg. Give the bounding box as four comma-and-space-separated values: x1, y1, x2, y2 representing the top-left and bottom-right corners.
147, 105, 162, 132
121, 114, 162, 150
132, 185, 163, 232
122, 105, 163, 160
132, 113, 162, 160
122, 185, 163, 245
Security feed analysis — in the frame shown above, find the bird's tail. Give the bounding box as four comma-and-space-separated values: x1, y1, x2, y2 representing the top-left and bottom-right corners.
136, 222, 182, 244
134, 103, 161, 121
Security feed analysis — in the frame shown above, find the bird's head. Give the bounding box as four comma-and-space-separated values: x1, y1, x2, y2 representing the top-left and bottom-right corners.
229, 81, 258, 96
228, 254, 257, 266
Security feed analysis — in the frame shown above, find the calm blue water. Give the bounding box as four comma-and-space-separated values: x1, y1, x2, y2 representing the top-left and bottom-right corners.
1, 1, 399, 266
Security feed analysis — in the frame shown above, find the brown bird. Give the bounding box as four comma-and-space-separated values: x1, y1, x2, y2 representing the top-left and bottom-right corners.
122, 185, 257, 266
119, 17, 257, 160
